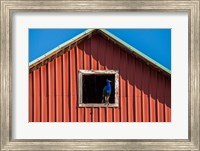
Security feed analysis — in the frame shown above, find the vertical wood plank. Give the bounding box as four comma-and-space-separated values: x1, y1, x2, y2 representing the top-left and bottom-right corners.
91, 35, 98, 70
157, 72, 165, 122
41, 65, 48, 122
48, 60, 56, 122
165, 77, 171, 122
29, 73, 33, 122
134, 60, 142, 122
55, 56, 63, 122
70, 47, 77, 122
127, 55, 134, 122
119, 50, 127, 122
149, 69, 157, 122
63, 50, 70, 122
98, 36, 106, 70
33, 69, 41, 122
93, 108, 99, 122
142, 64, 150, 122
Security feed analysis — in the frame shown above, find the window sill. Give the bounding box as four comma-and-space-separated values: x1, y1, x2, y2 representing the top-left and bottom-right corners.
78, 103, 119, 108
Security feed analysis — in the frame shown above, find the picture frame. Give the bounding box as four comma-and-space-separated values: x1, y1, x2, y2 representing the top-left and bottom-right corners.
0, 0, 199, 150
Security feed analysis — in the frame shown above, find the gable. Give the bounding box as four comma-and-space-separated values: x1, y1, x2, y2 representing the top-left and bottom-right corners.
29, 29, 170, 76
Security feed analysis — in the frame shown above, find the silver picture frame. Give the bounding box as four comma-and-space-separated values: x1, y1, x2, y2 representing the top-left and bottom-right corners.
0, 0, 199, 150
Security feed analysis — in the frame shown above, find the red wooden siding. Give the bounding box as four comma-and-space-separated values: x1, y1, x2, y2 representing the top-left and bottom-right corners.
29, 34, 171, 122
33, 69, 41, 122
41, 65, 48, 122
29, 73, 33, 122
48, 60, 55, 122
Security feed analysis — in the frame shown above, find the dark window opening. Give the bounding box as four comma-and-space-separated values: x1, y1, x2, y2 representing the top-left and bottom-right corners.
82, 74, 115, 104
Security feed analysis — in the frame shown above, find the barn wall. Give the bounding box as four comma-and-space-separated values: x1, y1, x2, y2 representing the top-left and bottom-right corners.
29, 34, 171, 122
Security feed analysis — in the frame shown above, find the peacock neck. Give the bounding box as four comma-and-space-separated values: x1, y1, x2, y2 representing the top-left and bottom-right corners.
107, 82, 111, 88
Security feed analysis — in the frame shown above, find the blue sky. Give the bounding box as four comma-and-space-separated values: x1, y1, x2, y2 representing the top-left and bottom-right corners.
29, 29, 171, 70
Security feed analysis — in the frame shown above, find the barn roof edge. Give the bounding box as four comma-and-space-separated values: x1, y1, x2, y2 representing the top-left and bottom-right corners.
100, 29, 171, 74
29, 29, 94, 67
29, 29, 171, 75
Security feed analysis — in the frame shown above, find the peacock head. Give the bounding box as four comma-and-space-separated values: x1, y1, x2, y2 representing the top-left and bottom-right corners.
106, 79, 112, 83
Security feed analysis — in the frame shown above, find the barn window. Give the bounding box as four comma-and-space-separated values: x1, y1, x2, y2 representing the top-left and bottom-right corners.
78, 70, 119, 107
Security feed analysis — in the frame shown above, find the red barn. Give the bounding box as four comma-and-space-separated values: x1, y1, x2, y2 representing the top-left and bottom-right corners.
29, 29, 171, 122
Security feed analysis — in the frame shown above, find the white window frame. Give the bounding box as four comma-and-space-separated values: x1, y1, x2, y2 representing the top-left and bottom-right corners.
78, 70, 119, 108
